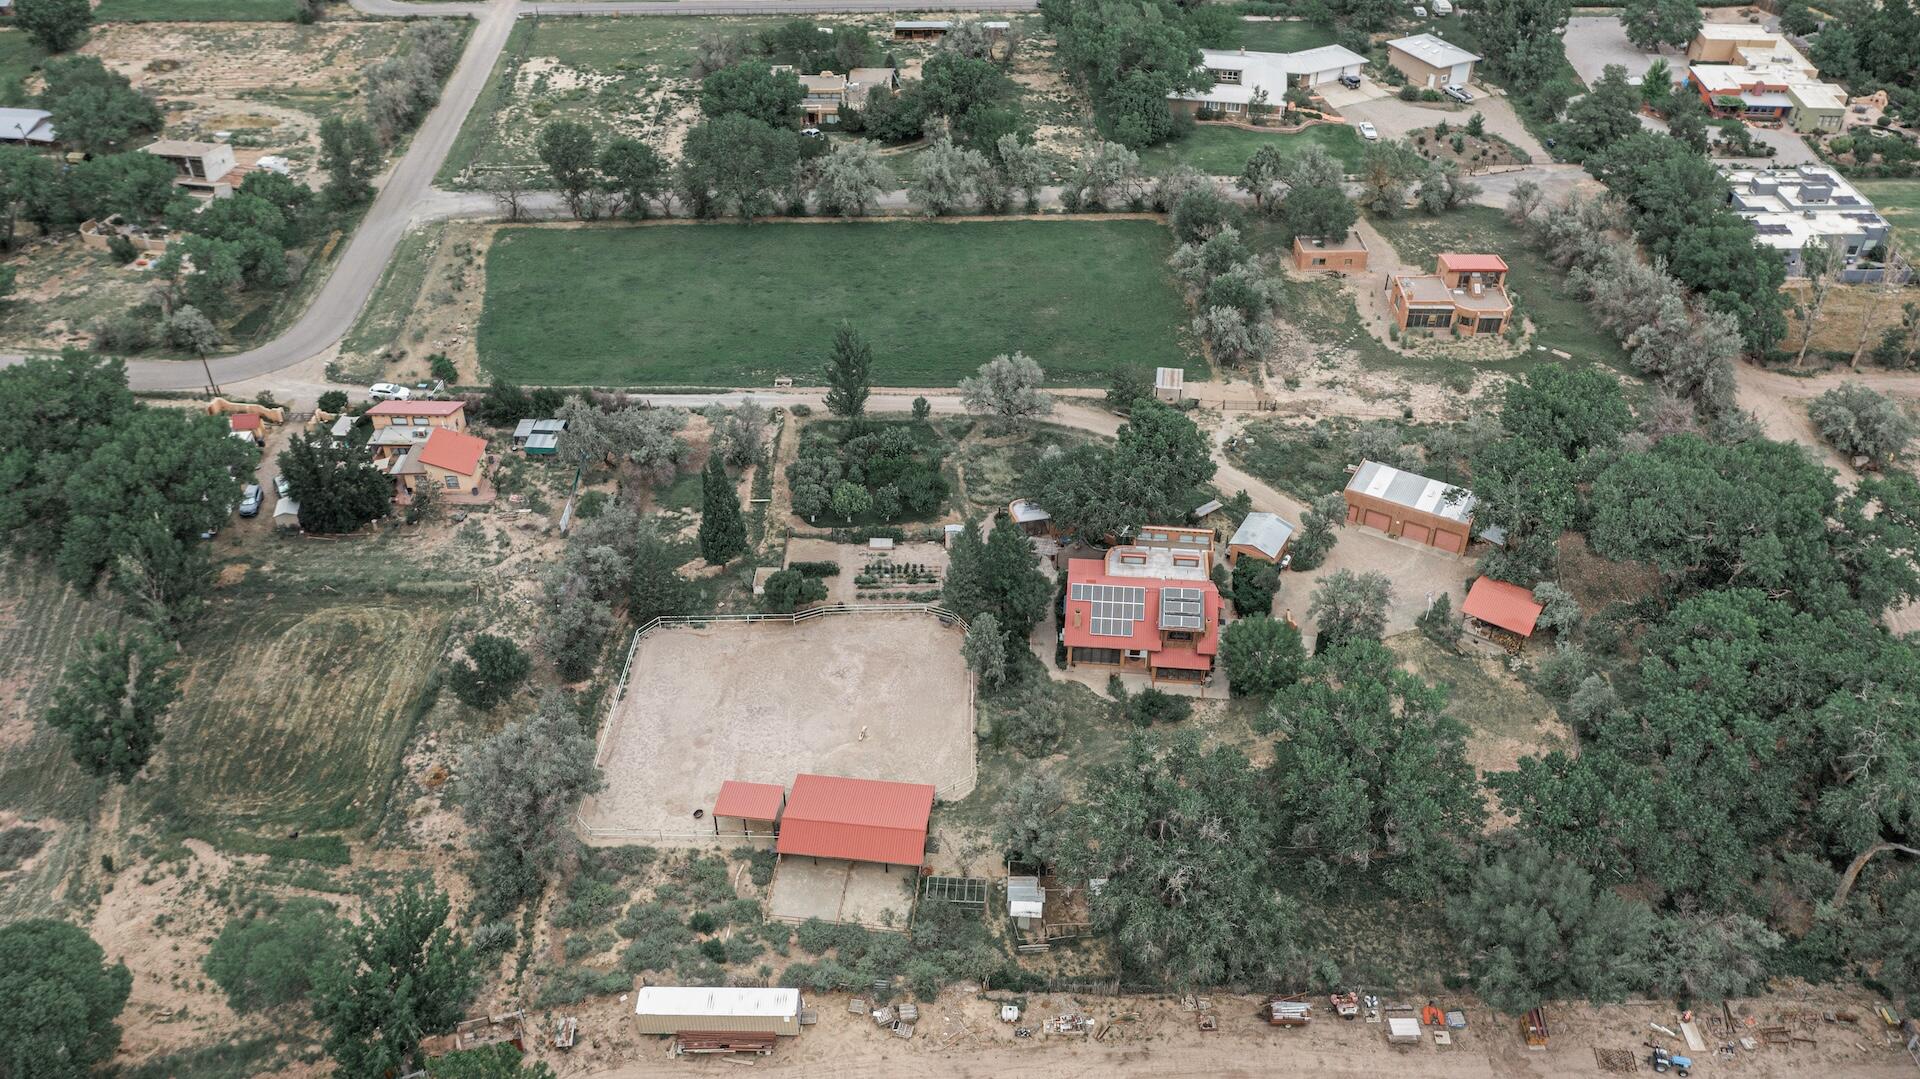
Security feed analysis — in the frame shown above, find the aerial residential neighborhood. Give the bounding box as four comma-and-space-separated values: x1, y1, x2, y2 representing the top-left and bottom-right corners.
1, 0, 1920, 1075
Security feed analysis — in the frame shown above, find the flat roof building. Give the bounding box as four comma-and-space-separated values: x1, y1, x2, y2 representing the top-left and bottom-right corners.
633, 987, 803, 1037
1343, 459, 1474, 554
1723, 164, 1893, 281
1168, 45, 1368, 118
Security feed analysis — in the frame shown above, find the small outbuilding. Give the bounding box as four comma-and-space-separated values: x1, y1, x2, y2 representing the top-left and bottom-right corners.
1008, 498, 1053, 537
0, 107, 54, 145
633, 986, 803, 1037
1292, 233, 1368, 273
713, 780, 786, 838
1007, 876, 1044, 924
229, 412, 264, 445
893, 19, 951, 39
775, 774, 934, 870
1342, 459, 1474, 555
1154, 366, 1185, 403
272, 497, 301, 530
1227, 511, 1294, 567
1460, 577, 1543, 640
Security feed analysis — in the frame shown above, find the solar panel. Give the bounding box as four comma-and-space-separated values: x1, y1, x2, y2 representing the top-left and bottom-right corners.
1158, 586, 1206, 630
1086, 584, 1146, 637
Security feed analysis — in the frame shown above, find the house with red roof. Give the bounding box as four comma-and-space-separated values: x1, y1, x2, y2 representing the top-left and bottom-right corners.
228, 412, 263, 446
366, 399, 468, 461
1062, 539, 1221, 684
775, 774, 934, 870
386, 427, 492, 505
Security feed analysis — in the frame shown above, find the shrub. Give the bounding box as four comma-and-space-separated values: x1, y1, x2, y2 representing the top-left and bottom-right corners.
787, 560, 842, 577
789, 403, 812, 417
317, 389, 349, 413
447, 634, 532, 710
428, 353, 458, 383
1126, 686, 1193, 726
203, 898, 344, 1013
763, 569, 827, 613
688, 911, 717, 934
0, 826, 46, 872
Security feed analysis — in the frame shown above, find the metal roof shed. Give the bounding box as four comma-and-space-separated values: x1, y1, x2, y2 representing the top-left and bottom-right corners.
524, 432, 559, 455
1007, 876, 1044, 920
775, 774, 934, 868
1228, 511, 1295, 564
714, 780, 786, 825
1461, 576, 1544, 637
633, 987, 803, 1037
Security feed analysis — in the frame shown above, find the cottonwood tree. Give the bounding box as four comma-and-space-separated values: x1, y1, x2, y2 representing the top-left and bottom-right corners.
824, 325, 872, 419
597, 136, 667, 218
1268, 640, 1483, 893
1447, 842, 1655, 1013
1218, 615, 1304, 697
697, 455, 747, 564
460, 693, 603, 915
319, 117, 381, 209
1276, 181, 1357, 243
316, 883, 479, 1078
1416, 159, 1481, 214
1468, 0, 1573, 87
46, 629, 180, 782
59, 408, 249, 583
960, 352, 1053, 430
538, 120, 600, 219
278, 433, 391, 535
0, 920, 130, 1079
428, 1045, 559, 1079
1026, 398, 1214, 539
1057, 732, 1298, 987
1285, 492, 1347, 571
1306, 569, 1391, 652
989, 134, 1047, 212
204, 899, 345, 1014
1794, 237, 1841, 368
1236, 144, 1287, 211
699, 63, 804, 127
1649, 913, 1781, 1002
1356, 139, 1425, 217
447, 634, 532, 711
40, 58, 160, 155
813, 139, 891, 217
1622, 0, 1701, 51
112, 518, 215, 640
15, 0, 89, 53
677, 114, 798, 220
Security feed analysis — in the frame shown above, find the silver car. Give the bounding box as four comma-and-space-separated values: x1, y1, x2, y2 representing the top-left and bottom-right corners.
1445, 84, 1474, 103
238, 483, 263, 517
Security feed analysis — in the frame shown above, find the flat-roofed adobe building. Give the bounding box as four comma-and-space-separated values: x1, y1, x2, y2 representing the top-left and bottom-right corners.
1343, 459, 1475, 554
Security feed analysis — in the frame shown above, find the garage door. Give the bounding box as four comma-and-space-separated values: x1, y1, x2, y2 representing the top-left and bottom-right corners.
1401, 523, 1431, 547
1363, 510, 1393, 532
1434, 529, 1465, 554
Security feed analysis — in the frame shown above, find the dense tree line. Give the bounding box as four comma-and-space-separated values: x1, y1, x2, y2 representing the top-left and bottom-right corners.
1036, 0, 1231, 147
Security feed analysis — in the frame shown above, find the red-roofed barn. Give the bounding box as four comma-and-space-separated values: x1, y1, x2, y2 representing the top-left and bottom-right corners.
775, 774, 934, 870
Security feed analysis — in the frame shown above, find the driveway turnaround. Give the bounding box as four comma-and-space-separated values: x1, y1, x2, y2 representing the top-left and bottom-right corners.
1562, 16, 1668, 88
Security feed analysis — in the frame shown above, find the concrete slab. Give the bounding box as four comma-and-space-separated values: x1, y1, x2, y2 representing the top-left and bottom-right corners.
1319, 80, 1390, 110
770, 857, 915, 930
1562, 16, 1670, 89
1342, 93, 1550, 164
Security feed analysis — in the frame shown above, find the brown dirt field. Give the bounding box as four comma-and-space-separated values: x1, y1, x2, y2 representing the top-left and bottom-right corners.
532, 982, 1917, 1079
578, 614, 974, 843
1784, 281, 1912, 356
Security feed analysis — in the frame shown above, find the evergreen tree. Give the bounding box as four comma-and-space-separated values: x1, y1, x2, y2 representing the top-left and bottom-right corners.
697, 455, 746, 564
315, 883, 479, 1078
962, 612, 1008, 687
628, 525, 689, 624
824, 325, 872, 420
277, 433, 391, 534
45, 629, 180, 782
942, 515, 1051, 643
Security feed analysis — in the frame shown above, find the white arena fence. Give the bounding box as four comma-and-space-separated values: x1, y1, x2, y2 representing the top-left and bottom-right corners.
577, 603, 978, 844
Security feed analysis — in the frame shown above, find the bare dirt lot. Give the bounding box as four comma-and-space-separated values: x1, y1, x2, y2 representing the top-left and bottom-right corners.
578, 614, 975, 842
541, 983, 1918, 1079
768, 857, 916, 929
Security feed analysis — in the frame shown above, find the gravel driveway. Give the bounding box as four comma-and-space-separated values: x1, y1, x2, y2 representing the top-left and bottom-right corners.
1562, 16, 1669, 88
1343, 92, 1551, 162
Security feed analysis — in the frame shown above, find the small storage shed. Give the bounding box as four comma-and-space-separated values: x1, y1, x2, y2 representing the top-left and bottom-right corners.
1227, 511, 1294, 567
1007, 876, 1044, 924
633, 987, 803, 1037
1461, 577, 1543, 641
1292, 233, 1368, 273
1342, 460, 1475, 554
1008, 498, 1053, 537
713, 780, 785, 838
1154, 366, 1185, 403
512, 418, 566, 450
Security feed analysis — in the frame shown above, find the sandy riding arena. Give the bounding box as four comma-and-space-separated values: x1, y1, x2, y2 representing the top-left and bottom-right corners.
578, 613, 975, 843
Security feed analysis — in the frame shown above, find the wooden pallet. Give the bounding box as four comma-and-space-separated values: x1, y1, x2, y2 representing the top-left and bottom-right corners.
673, 1031, 777, 1056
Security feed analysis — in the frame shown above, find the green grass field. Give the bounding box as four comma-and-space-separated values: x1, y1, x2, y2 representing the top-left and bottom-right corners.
1142, 124, 1366, 177
1854, 179, 1920, 247
92, 0, 301, 19
0, 30, 44, 92
0, 561, 118, 824
477, 220, 1201, 386
1371, 206, 1630, 371
1232, 17, 1339, 54
142, 597, 452, 836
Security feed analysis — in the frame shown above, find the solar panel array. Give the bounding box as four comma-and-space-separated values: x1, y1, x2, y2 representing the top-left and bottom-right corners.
1160, 587, 1205, 630
1071, 582, 1146, 637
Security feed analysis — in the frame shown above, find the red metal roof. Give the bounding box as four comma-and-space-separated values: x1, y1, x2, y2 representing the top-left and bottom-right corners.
714, 780, 786, 822
775, 774, 933, 867
1437, 253, 1509, 273
229, 413, 262, 431
417, 428, 487, 476
369, 399, 465, 417
1061, 557, 1222, 662
1461, 577, 1544, 637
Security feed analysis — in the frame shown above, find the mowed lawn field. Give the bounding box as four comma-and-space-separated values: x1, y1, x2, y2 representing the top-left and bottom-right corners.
92, 0, 303, 18
1141, 123, 1367, 177
143, 598, 452, 836
478, 220, 1202, 386
1854, 179, 1920, 247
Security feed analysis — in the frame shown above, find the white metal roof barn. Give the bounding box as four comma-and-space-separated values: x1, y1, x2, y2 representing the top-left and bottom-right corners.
633, 986, 804, 1037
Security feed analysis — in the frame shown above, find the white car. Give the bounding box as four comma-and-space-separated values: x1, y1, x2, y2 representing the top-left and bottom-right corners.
1412, 5, 1427, 15
1432, 0, 1453, 12
1357, 122, 1380, 140
1445, 84, 1475, 103
369, 382, 411, 401
274, 474, 292, 499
